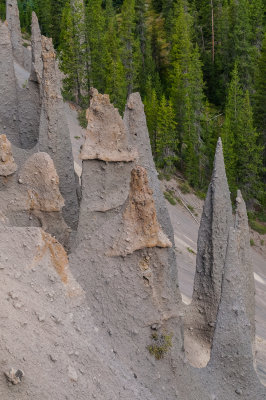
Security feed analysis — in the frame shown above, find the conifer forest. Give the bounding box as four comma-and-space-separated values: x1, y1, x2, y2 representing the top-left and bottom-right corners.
1, 0, 265, 208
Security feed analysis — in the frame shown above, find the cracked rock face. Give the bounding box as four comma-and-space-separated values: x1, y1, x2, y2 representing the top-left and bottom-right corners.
80, 88, 137, 162
0, 134, 17, 176
110, 166, 172, 256
19, 152, 64, 212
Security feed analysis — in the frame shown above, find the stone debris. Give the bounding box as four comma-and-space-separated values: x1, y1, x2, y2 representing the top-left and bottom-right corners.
68, 365, 78, 382
80, 88, 137, 162
19, 152, 64, 212
110, 166, 172, 256
5, 368, 24, 385
0, 134, 17, 176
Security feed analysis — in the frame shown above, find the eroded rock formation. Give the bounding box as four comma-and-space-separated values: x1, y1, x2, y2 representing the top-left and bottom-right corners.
19, 152, 64, 212
80, 88, 137, 162
188, 138, 234, 340
110, 166, 172, 256
207, 228, 264, 398
0, 2, 265, 399
6, 0, 24, 66
235, 190, 256, 346
0, 134, 17, 176
0, 20, 19, 145
39, 36, 79, 229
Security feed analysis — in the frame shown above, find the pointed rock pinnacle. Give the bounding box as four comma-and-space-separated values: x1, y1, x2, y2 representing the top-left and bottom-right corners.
109, 166, 172, 256
235, 190, 255, 346
190, 137, 233, 340
80, 88, 137, 162
209, 228, 256, 383
30, 12, 43, 83
6, 0, 24, 65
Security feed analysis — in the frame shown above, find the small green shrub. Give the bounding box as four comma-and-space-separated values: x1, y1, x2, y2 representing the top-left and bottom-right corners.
187, 247, 196, 255
179, 182, 191, 194
249, 220, 266, 235
196, 190, 206, 200
23, 42, 28, 48
260, 240, 264, 246
74, 136, 80, 140
78, 109, 87, 129
147, 332, 173, 360
187, 204, 195, 213
250, 239, 255, 246
176, 197, 182, 205
164, 191, 176, 206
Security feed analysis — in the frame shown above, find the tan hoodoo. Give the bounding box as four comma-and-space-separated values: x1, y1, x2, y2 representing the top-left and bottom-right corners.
19, 152, 64, 212
0, 134, 17, 176
110, 166, 172, 256
80, 88, 137, 162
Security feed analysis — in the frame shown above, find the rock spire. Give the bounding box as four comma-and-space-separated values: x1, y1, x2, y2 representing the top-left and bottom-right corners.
235, 190, 255, 345
6, 0, 24, 65
110, 166, 172, 256
38, 36, 79, 229
0, 20, 19, 145
190, 138, 234, 340
80, 88, 137, 162
207, 228, 262, 397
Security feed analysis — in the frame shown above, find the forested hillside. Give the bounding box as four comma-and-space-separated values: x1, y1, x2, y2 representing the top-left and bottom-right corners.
0, 0, 265, 207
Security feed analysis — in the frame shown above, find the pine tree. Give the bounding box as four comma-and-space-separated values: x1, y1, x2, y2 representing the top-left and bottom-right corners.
119, 0, 141, 96
34, 0, 52, 37
59, 0, 88, 105
86, 0, 106, 93
222, 64, 263, 199
104, 0, 127, 112
222, 64, 243, 193
156, 95, 178, 170
236, 91, 263, 199
50, 0, 65, 47
169, 1, 206, 187
143, 78, 159, 154
254, 32, 266, 171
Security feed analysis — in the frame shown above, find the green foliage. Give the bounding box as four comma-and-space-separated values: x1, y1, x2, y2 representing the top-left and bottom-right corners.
250, 239, 255, 246
78, 109, 87, 129
222, 64, 263, 199
147, 332, 173, 360
164, 191, 177, 205
249, 220, 266, 235
10, 0, 264, 204
187, 247, 196, 255
179, 182, 191, 194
